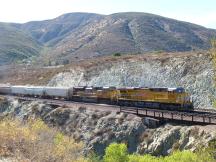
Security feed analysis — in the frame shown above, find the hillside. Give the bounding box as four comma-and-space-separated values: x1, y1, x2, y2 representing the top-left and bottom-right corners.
1, 97, 216, 159
19, 12, 216, 64
0, 51, 214, 107
1, 12, 216, 65
0, 23, 42, 65
18, 13, 103, 45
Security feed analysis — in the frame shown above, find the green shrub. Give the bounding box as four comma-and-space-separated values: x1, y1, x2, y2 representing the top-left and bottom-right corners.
103, 143, 128, 162
113, 53, 121, 57
163, 151, 199, 162
88, 152, 103, 162
103, 143, 215, 162
128, 154, 161, 162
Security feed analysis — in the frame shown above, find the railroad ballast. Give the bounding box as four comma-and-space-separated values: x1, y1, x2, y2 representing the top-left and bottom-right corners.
0, 85, 193, 111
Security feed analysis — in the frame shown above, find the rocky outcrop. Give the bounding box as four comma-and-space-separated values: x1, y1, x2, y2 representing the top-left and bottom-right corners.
0, 98, 215, 156
137, 124, 215, 156
48, 52, 216, 108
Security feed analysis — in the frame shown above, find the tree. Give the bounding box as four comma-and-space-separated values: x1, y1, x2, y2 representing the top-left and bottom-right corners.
103, 143, 129, 162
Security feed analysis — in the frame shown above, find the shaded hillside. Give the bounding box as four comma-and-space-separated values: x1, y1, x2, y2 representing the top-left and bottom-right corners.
19, 12, 216, 63
18, 13, 103, 45
0, 23, 41, 64
0, 23, 42, 65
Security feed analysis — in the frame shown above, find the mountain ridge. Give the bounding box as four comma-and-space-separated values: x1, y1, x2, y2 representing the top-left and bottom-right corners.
1, 12, 216, 65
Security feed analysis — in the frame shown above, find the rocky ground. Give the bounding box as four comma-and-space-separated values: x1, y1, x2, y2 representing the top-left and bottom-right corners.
0, 97, 215, 157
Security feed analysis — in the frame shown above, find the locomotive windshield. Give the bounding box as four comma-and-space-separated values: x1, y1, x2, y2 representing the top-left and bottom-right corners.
175, 87, 185, 93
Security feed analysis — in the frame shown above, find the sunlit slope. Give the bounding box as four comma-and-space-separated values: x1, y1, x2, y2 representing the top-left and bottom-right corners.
19, 12, 216, 63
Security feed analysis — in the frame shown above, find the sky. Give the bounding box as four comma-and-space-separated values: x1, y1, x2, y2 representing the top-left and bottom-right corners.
0, 0, 216, 29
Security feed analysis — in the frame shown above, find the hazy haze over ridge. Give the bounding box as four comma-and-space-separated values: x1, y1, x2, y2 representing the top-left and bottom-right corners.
0, 0, 216, 29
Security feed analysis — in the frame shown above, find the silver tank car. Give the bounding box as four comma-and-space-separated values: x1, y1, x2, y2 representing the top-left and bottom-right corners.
11, 86, 44, 96
44, 87, 71, 98
0, 84, 11, 94
11, 86, 28, 95
25, 86, 45, 96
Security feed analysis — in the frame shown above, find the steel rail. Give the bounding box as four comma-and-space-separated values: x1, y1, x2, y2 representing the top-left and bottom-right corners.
1, 95, 216, 125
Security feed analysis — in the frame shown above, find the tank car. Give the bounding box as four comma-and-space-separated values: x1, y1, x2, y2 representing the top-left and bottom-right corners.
11, 86, 28, 96
0, 85, 11, 94
11, 86, 45, 97
25, 86, 45, 97
44, 87, 71, 99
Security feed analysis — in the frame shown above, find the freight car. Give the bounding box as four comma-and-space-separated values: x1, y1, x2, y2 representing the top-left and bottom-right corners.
0, 85, 193, 111
0, 85, 11, 94
11, 86, 44, 97
25, 86, 45, 97
44, 87, 72, 99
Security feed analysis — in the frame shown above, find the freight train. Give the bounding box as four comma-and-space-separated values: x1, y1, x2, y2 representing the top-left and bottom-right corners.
0, 85, 193, 111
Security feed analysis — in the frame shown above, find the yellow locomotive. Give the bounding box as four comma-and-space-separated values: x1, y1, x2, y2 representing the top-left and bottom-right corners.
70, 86, 193, 111
117, 87, 193, 110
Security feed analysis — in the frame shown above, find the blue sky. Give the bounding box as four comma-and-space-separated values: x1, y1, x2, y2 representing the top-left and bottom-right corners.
0, 0, 216, 28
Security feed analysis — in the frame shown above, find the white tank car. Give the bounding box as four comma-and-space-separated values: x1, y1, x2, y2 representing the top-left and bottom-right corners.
0, 84, 11, 94
11, 86, 44, 96
25, 86, 45, 96
44, 87, 70, 98
11, 86, 28, 95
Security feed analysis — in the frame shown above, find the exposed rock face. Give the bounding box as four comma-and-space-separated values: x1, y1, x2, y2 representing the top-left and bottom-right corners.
1, 98, 215, 156
137, 124, 215, 156
48, 52, 216, 108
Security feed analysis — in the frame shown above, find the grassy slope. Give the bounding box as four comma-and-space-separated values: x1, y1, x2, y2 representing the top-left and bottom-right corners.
0, 23, 42, 65
0, 116, 84, 161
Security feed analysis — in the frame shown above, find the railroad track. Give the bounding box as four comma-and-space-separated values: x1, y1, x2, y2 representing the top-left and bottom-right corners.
1, 95, 216, 125
194, 108, 216, 114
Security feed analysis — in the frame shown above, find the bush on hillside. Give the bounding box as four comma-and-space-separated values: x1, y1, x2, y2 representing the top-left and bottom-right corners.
103, 143, 128, 162
113, 53, 121, 57
0, 118, 86, 162
103, 143, 215, 162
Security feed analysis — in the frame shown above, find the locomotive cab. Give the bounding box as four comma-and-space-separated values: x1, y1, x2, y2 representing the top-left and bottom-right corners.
170, 87, 193, 110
